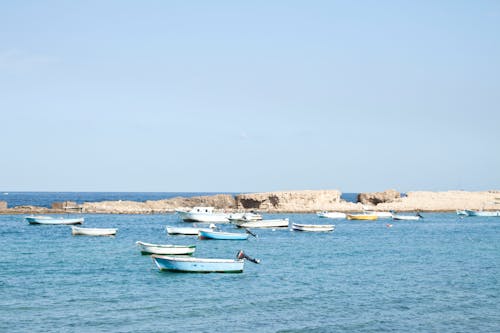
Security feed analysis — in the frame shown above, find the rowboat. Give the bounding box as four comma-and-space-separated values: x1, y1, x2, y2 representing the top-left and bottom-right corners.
392, 214, 423, 221
316, 211, 346, 219
237, 218, 289, 228
198, 229, 249, 240
175, 207, 229, 223
292, 223, 335, 232
166, 224, 216, 235
366, 211, 393, 218
151, 250, 259, 273
346, 214, 378, 221
228, 212, 263, 222
465, 210, 500, 217
71, 226, 117, 236
26, 215, 84, 225
456, 210, 467, 216
135, 241, 196, 255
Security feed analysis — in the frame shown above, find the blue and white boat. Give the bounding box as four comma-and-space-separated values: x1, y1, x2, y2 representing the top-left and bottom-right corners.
135, 241, 196, 255
198, 229, 249, 240
152, 255, 245, 273
465, 210, 500, 217
26, 215, 84, 225
151, 250, 259, 273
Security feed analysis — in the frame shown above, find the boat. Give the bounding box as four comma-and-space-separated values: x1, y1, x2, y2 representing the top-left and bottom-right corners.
135, 241, 196, 255
237, 218, 289, 228
291, 223, 335, 232
346, 213, 378, 221
71, 226, 117, 236
165, 224, 216, 235
228, 212, 263, 222
316, 211, 346, 219
456, 210, 468, 216
465, 210, 500, 217
198, 229, 249, 240
26, 215, 84, 225
151, 250, 259, 273
392, 213, 423, 221
366, 211, 393, 218
175, 206, 229, 223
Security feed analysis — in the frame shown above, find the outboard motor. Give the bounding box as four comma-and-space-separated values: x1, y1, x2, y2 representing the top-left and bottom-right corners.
236, 250, 260, 264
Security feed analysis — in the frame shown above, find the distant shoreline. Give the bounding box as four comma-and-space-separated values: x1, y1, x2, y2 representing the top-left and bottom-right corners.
1, 189, 499, 215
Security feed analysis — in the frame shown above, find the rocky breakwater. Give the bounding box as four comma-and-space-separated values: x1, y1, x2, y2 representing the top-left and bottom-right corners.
80, 194, 235, 214
361, 190, 500, 212
235, 190, 361, 212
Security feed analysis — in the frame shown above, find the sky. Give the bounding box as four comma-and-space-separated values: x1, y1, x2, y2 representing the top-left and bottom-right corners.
0, 0, 499, 193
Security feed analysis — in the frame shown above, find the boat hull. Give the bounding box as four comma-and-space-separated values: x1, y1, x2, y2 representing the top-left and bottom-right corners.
346, 214, 378, 221
238, 218, 289, 228
166, 226, 215, 235
136, 241, 196, 255
26, 216, 84, 225
198, 230, 249, 240
316, 212, 346, 219
292, 223, 335, 232
71, 226, 117, 236
392, 215, 421, 221
152, 255, 244, 273
465, 210, 500, 217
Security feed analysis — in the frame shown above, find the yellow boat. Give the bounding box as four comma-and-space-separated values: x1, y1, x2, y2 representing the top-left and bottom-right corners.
346, 214, 378, 221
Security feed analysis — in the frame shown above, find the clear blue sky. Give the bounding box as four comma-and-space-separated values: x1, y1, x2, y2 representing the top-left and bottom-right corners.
1, 1, 499, 192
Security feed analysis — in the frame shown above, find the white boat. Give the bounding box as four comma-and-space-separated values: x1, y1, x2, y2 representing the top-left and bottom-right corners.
26, 215, 84, 225
135, 241, 196, 255
228, 212, 263, 222
392, 213, 423, 221
366, 211, 393, 218
292, 223, 335, 232
71, 226, 117, 236
166, 224, 216, 235
176, 207, 229, 223
237, 218, 289, 229
465, 210, 500, 217
316, 211, 346, 219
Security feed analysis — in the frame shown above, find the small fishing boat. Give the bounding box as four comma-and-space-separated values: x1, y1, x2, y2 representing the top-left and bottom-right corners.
166, 224, 216, 235
135, 241, 196, 255
366, 211, 393, 218
71, 226, 117, 236
26, 215, 84, 225
228, 212, 263, 222
456, 210, 468, 216
175, 207, 229, 223
346, 214, 378, 221
237, 218, 289, 229
316, 211, 346, 219
292, 223, 335, 232
392, 213, 423, 221
151, 250, 259, 273
465, 210, 500, 217
198, 229, 249, 240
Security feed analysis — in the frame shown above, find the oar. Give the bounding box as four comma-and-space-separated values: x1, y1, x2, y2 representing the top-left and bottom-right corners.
244, 228, 257, 238
236, 250, 260, 264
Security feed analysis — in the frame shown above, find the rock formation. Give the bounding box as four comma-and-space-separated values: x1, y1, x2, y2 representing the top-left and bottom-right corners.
358, 189, 400, 205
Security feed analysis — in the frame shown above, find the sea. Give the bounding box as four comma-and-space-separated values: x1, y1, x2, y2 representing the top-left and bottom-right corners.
1, 192, 499, 333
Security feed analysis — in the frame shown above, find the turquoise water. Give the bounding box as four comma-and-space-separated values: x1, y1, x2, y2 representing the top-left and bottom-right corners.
1, 213, 499, 332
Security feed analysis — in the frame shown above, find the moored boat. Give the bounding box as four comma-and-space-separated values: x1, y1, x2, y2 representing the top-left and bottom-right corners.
135, 241, 196, 255
237, 218, 289, 229
456, 210, 468, 216
316, 211, 346, 219
198, 229, 249, 240
26, 215, 84, 225
366, 211, 393, 218
176, 207, 229, 223
465, 210, 500, 217
392, 213, 423, 221
228, 212, 263, 222
151, 250, 259, 273
166, 224, 216, 235
292, 223, 335, 232
346, 214, 378, 221
71, 226, 117, 236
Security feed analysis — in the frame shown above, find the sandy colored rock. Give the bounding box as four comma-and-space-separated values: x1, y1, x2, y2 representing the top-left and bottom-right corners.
358, 189, 400, 205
